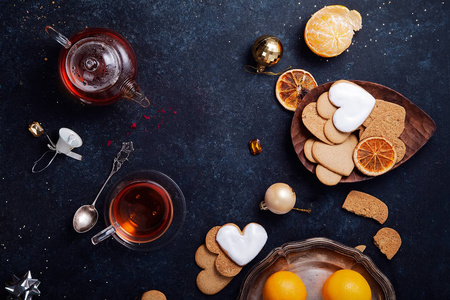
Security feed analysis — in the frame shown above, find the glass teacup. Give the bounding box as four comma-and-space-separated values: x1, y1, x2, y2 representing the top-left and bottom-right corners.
91, 170, 186, 251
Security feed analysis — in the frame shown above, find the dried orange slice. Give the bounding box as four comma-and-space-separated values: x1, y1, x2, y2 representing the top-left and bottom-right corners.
275, 69, 317, 111
353, 137, 397, 176
304, 5, 362, 57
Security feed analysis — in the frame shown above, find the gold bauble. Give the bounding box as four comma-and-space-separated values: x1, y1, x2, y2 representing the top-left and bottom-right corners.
252, 35, 283, 73
260, 183, 296, 214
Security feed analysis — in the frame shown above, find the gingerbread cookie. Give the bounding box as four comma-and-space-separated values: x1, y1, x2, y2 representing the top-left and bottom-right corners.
342, 190, 388, 224
363, 99, 405, 127
302, 102, 333, 145
391, 138, 406, 162
374, 227, 401, 260
205, 226, 242, 277
312, 134, 358, 176
216, 223, 268, 266
303, 138, 317, 163
360, 110, 405, 140
315, 164, 342, 186
141, 290, 167, 300
328, 80, 376, 133
316, 92, 337, 119
324, 119, 351, 144
195, 244, 233, 295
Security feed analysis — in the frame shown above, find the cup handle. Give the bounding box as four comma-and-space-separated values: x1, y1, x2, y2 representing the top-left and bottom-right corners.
91, 224, 117, 245
65, 151, 83, 161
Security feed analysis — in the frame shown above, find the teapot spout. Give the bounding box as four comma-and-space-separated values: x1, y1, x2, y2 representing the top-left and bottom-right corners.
121, 79, 150, 108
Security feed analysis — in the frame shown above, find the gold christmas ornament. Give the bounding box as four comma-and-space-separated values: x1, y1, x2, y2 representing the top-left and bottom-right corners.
260, 183, 311, 215
261, 183, 296, 214
252, 35, 283, 73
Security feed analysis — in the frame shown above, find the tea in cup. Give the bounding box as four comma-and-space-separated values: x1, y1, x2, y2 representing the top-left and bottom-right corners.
91, 171, 186, 251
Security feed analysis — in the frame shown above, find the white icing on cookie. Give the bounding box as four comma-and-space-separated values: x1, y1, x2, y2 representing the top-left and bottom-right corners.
216, 223, 268, 266
329, 81, 376, 133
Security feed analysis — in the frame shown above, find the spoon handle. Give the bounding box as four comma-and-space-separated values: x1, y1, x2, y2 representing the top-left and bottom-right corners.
91, 142, 134, 206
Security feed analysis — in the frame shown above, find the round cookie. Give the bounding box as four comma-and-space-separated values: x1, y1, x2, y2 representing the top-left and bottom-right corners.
324, 119, 350, 144
141, 290, 166, 300
315, 164, 342, 186
316, 92, 337, 119
303, 138, 317, 163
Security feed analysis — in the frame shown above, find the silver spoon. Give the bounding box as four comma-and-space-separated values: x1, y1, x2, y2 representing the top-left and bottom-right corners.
73, 142, 134, 233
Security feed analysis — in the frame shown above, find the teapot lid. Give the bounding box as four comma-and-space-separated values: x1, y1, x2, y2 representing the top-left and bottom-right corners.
65, 37, 122, 93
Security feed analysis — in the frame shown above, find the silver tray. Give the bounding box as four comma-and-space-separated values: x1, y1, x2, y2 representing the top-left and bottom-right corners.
237, 237, 395, 300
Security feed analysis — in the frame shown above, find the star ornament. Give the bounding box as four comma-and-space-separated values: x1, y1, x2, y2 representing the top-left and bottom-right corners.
5, 271, 41, 300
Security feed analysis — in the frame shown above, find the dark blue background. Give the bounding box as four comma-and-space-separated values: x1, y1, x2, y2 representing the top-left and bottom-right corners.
0, 0, 449, 299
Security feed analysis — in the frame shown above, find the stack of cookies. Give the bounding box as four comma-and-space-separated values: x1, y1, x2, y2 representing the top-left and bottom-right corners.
195, 223, 267, 295
301, 80, 406, 185
195, 226, 241, 295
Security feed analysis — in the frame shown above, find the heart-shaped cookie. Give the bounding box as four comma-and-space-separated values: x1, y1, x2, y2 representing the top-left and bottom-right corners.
302, 102, 333, 145
329, 80, 376, 133
195, 244, 233, 295
216, 223, 268, 266
205, 226, 242, 277
312, 134, 358, 176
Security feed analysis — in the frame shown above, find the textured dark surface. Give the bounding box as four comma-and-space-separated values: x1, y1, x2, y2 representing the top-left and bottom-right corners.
0, 1, 449, 299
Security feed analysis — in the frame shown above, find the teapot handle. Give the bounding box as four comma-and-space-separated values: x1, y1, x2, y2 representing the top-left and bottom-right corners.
45, 26, 71, 49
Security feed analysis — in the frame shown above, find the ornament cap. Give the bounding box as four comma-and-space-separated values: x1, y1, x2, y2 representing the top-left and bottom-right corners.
256, 64, 266, 73
259, 200, 269, 210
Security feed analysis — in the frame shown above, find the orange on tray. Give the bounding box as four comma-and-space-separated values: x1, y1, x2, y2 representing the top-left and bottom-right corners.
275, 69, 317, 111
304, 5, 362, 58
263, 271, 307, 300
322, 269, 371, 300
353, 137, 397, 176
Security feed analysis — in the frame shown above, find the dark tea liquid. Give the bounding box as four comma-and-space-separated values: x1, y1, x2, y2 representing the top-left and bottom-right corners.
110, 181, 173, 243
58, 28, 137, 105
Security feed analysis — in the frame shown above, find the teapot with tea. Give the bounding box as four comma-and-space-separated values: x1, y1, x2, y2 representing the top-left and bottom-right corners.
46, 26, 150, 108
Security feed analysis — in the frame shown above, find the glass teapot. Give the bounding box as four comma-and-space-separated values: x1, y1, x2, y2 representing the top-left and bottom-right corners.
46, 26, 150, 108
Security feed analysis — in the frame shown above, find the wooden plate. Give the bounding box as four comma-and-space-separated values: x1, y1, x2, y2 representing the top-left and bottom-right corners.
291, 80, 436, 183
